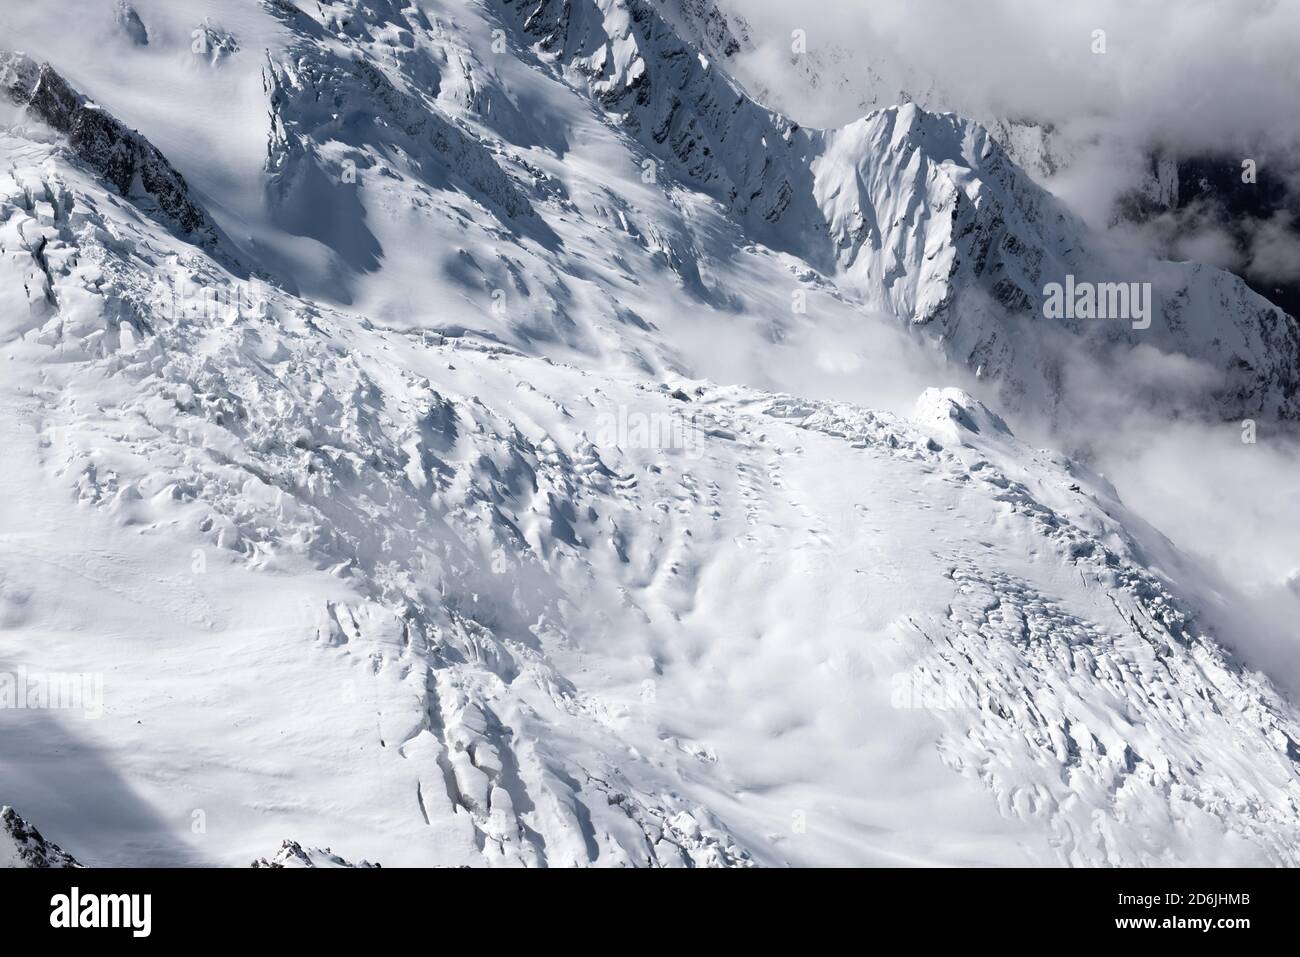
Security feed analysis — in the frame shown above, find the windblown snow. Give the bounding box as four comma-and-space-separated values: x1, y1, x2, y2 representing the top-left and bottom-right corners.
1, 0, 1298, 868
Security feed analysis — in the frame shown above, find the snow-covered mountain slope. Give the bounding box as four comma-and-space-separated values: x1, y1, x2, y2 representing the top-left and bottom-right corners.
691, 1, 1300, 329
0, 52, 223, 252
251, 840, 379, 867
676, 0, 1057, 171
2, 806, 82, 867
496, 0, 1300, 420
7, 0, 1294, 424
1, 0, 1299, 868
5, 134, 1300, 866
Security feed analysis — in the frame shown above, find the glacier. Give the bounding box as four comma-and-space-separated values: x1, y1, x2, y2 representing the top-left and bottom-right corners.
0, 0, 1297, 868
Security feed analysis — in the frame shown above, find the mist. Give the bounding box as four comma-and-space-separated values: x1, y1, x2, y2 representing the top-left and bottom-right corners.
723, 0, 1300, 224
724, 0, 1300, 150
708, 0, 1300, 694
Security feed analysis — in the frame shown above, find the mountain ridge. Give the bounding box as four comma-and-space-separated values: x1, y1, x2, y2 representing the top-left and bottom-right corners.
1, 0, 1298, 868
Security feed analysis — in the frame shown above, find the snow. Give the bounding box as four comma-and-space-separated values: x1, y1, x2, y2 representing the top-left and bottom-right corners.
251, 840, 378, 867
1, 805, 82, 867
0, 0, 1297, 868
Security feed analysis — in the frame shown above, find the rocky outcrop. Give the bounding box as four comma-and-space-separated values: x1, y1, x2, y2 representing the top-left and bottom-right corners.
1, 806, 82, 868
251, 840, 380, 868
1118, 150, 1300, 320
114, 1, 149, 46
0, 50, 221, 247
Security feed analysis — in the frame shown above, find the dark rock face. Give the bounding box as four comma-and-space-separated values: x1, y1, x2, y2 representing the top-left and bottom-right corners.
0, 51, 220, 246
1172, 157, 1300, 318
672, 0, 748, 59
1118, 152, 1300, 320
1, 806, 82, 868
501, 0, 804, 239
114, 1, 150, 46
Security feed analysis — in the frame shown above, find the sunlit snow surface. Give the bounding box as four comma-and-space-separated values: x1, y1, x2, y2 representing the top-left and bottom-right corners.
1, 0, 1299, 867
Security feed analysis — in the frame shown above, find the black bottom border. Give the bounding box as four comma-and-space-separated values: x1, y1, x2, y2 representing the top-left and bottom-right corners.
0, 866, 1285, 942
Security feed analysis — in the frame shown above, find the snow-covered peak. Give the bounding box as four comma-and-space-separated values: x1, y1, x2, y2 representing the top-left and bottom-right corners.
486, 1, 1300, 421
1, 0, 1299, 870
251, 840, 379, 868
1, 806, 82, 868
913, 387, 1013, 447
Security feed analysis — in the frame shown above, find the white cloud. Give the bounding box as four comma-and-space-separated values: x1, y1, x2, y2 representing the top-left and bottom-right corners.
725, 0, 1300, 160
1247, 211, 1300, 283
